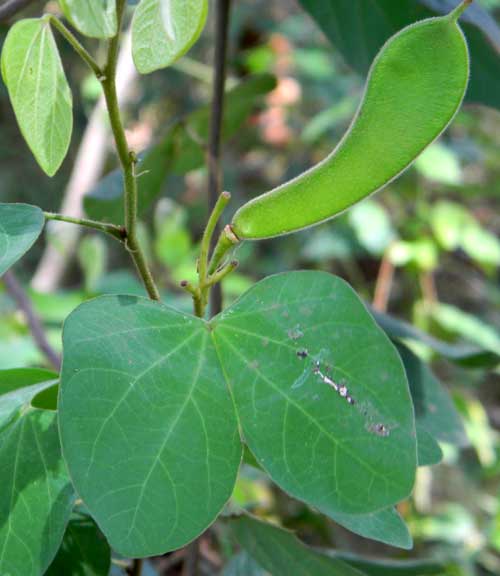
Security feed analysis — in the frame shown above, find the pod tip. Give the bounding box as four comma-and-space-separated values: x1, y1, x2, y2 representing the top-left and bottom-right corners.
450, 0, 473, 21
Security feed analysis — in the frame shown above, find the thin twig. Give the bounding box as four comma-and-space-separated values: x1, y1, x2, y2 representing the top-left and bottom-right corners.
199, 192, 231, 289
100, 0, 160, 301
44, 212, 126, 242
373, 250, 395, 313
0, 0, 36, 20
206, 259, 238, 287
128, 558, 143, 576
47, 15, 103, 78
183, 538, 200, 576
2, 271, 61, 370
207, 0, 232, 317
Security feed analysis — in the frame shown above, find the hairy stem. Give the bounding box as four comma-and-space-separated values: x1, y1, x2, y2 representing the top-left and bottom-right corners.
100, 0, 160, 301
193, 192, 232, 318
199, 192, 231, 288
2, 271, 61, 370
44, 212, 125, 241
206, 259, 238, 287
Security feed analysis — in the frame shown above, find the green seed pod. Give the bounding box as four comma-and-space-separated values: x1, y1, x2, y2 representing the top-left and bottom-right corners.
231, 1, 471, 240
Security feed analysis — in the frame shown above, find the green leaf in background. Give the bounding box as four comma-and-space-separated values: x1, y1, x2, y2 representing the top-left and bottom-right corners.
348, 201, 397, 257
334, 552, 461, 576
431, 201, 500, 271
0, 367, 57, 395
132, 0, 209, 73
429, 302, 500, 356
223, 551, 267, 576
31, 382, 59, 411
297, 0, 500, 111
231, 514, 366, 576
154, 200, 193, 271
0, 204, 45, 276
416, 425, 443, 467
59, 296, 241, 557
397, 343, 468, 447
213, 272, 417, 516
77, 235, 108, 293
373, 309, 500, 368
331, 507, 412, 550
1, 19, 73, 176
0, 382, 74, 576
414, 142, 462, 185
46, 515, 111, 576
84, 74, 276, 224
59, 0, 117, 38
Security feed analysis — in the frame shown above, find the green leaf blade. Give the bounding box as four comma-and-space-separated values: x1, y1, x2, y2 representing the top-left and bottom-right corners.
132, 0, 209, 74
213, 272, 417, 517
59, 0, 117, 38
59, 296, 241, 557
0, 204, 45, 276
332, 507, 412, 550
397, 343, 467, 447
46, 515, 111, 576
0, 383, 74, 576
231, 514, 366, 576
0, 368, 57, 396
416, 425, 443, 467
1, 19, 73, 176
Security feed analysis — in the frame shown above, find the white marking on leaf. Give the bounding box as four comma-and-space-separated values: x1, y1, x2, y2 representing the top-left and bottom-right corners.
160, 0, 177, 43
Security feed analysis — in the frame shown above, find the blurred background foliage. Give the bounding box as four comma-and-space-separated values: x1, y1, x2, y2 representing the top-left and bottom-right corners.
0, 0, 499, 574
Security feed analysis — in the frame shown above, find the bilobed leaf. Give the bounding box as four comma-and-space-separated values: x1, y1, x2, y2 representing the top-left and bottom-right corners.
396, 343, 467, 447
1, 19, 73, 176
132, 0, 209, 73
0, 204, 45, 276
59, 0, 117, 38
213, 272, 417, 517
59, 296, 241, 557
332, 507, 412, 550
0, 382, 74, 576
231, 514, 366, 576
46, 515, 111, 576
297, 0, 500, 111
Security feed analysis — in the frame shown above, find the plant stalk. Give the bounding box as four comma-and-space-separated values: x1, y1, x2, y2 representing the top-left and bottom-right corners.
100, 0, 160, 301
207, 0, 232, 317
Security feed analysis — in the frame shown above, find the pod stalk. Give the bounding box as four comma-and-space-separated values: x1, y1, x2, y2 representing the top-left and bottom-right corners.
449, 0, 473, 22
